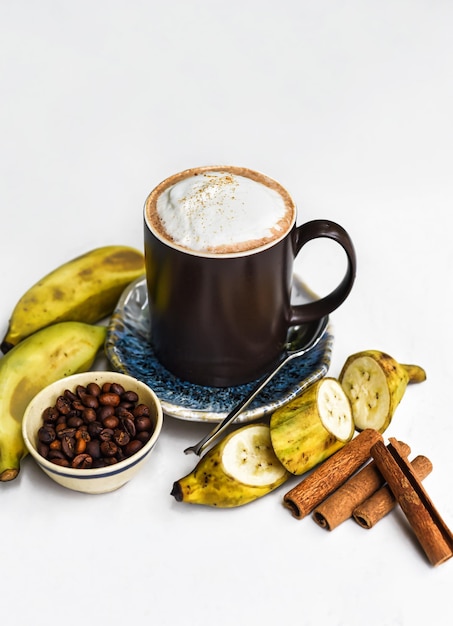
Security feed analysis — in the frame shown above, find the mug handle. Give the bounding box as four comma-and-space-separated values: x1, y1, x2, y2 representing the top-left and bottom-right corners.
289, 219, 357, 324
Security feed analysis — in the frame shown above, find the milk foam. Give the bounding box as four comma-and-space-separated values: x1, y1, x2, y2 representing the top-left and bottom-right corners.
155, 171, 292, 253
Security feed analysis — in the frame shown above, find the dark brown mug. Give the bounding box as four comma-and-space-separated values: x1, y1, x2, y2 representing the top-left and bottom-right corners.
144, 166, 356, 387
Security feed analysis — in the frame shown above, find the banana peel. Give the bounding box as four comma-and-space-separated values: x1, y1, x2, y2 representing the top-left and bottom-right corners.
1, 245, 144, 353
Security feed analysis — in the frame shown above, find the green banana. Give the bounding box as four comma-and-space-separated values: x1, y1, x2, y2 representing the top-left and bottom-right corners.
339, 349, 426, 433
270, 377, 354, 475
171, 424, 290, 507
1, 245, 144, 353
0, 321, 106, 481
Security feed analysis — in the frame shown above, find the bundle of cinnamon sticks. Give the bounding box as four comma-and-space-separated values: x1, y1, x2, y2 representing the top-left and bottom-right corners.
283, 429, 453, 567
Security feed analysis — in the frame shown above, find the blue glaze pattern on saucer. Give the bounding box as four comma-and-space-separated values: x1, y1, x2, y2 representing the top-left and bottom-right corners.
105, 276, 334, 423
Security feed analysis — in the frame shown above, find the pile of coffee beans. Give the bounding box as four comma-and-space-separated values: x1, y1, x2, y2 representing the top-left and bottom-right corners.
36, 381, 155, 469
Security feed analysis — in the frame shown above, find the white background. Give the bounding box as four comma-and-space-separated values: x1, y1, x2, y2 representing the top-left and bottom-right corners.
1, 1, 452, 624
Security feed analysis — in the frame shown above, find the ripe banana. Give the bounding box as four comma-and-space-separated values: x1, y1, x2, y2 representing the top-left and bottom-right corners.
171, 424, 290, 507
0, 321, 106, 481
1, 245, 144, 353
270, 377, 354, 475
339, 349, 426, 433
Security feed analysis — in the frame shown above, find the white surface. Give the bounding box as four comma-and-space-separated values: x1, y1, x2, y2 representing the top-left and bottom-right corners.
1, 1, 452, 625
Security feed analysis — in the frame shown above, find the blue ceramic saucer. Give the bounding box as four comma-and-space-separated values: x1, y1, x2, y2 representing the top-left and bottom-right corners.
105, 276, 334, 423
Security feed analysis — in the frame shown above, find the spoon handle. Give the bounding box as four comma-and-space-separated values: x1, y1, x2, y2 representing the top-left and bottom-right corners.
183, 315, 329, 457
183, 356, 289, 456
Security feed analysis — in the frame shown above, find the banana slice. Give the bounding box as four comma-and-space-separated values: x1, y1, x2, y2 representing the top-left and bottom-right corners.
270, 377, 354, 476
171, 424, 290, 507
339, 350, 426, 433
317, 378, 355, 441
221, 424, 287, 487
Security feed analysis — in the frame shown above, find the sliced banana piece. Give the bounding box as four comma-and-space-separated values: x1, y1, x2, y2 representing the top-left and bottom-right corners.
270, 377, 354, 476
317, 377, 355, 441
221, 424, 287, 487
339, 350, 426, 433
339, 354, 389, 431
171, 424, 290, 507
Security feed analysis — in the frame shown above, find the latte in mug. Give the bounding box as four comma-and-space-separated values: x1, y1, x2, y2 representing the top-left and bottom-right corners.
144, 165, 356, 387
147, 168, 295, 255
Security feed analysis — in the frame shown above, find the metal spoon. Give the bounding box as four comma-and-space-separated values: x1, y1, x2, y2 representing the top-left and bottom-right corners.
183, 314, 329, 456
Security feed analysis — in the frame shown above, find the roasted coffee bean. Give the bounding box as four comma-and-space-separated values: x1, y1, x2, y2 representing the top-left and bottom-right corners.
38, 425, 56, 444
86, 382, 101, 396
75, 430, 90, 454
56, 395, 72, 415
42, 406, 60, 423
136, 430, 151, 444
99, 428, 114, 442
37, 380, 155, 469
82, 407, 97, 424
116, 448, 126, 462
80, 393, 99, 409
37, 442, 49, 457
122, 390, 139, 403
55, 422, 68, 436
113, 429, 130, 447
64, 389, 78, 402
99, 392, 121, 407
48, 449, 66, 460
74, 439, 86, 455
135, 416, 152, 432
71, 454, 93, 469
50, 458, 70, 467
61, 435, 75, 459
56, 426, 76, 439
101, 440, 118, 457
133, 403, 150, 418
125, 439, 143, 456
88, 421, 103, 438
110, 382, 125, 396
102, 415, 120, 430
66, 407, 81, 419
122, 417, 136, 438
67, 415, 84, 429
115, 406, 134, 420
103, 456, 118, 466
86, 439, 101, 459
97, 404, 115, 422
118, 401, 134, 410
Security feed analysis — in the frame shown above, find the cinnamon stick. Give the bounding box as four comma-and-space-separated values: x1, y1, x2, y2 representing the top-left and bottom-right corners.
352, 455, 433, 529
283, 429, 382, 519
371, 438, 453, 566
312, 441, 411, 531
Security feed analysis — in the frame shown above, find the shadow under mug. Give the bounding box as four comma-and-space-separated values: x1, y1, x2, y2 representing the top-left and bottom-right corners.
144, 167, 356, 388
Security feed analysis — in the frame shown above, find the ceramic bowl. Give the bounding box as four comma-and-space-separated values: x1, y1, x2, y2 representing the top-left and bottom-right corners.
22, 371, 163, 494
